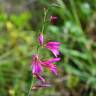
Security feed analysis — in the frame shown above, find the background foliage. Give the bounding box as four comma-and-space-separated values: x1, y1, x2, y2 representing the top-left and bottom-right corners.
0, 0, 96, 96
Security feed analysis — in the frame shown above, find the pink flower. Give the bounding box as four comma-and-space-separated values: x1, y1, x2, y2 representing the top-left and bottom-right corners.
46, 42, 61, 57
32, 54, 60, 82
32, 54, 45, 82
38, 33, 44, 46
38, 33, 61, 57
42, 58, 60, 75
32, 54, 43, 74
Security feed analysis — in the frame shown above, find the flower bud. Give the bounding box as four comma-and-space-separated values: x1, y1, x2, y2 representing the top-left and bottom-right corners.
50, 16, 58, 24
38, 33, 44, 46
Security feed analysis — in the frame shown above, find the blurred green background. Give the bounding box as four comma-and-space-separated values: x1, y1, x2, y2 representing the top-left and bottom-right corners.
0, 0, 96, 96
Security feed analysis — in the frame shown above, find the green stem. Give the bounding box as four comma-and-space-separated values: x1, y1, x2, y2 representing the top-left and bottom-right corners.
41, 8, 49, 33
28, 76, 34, 96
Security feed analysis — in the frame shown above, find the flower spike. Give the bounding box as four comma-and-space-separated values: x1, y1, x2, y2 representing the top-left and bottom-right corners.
32, 54, 60, 82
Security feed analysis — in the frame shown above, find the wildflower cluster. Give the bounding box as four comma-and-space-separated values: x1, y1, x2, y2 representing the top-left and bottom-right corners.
31, 15, 61, 85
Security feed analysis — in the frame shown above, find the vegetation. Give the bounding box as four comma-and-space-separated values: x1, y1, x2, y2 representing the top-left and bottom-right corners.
0, 0, 96, 96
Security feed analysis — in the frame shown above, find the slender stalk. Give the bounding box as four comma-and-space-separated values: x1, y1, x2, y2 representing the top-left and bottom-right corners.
37, 45, 40, 54
41, 8, 48, 33
28, 76, 34, 96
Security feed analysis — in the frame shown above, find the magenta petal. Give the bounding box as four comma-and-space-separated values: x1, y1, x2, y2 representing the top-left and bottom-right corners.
42, 58, 60, 66
42, 63, 57, 75
51, 68, 57, 75
38, 33, 44, 46
46, 42, 61, 46
46, 42, 61, 57
32, 62, 42, 74
35, 74, 45, 83
42, 58, 60, 75
50, 48, 59, 57
49, 64, 58, 75
32, 55, 43, 74
46, 58, 61, 63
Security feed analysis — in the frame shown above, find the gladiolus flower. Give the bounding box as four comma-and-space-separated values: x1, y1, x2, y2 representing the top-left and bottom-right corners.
32, 54, 60, 82
32, 54, 45, 82
32, 54, 43, 74
38, 33, 44, 46
46, 42, 61, 57
38, 33, 61, 57
42, 58, 60, 75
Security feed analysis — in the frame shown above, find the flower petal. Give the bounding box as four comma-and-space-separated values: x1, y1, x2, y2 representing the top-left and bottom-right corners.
50, 48, 59, 57
49, 63, 58, 75
46, 58, 61, 63
46, 42, 61, 57
32, 62, 43, 74
32, 54, 43, 74
42, 58, 60, 75
35, 74, 45, 83
46, 42, 61, 46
